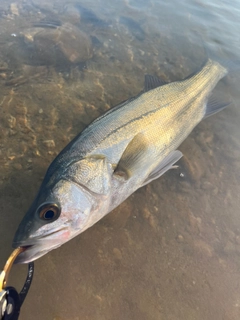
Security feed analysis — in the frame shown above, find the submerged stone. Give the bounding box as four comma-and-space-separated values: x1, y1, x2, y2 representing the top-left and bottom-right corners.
33, 23, 93, 65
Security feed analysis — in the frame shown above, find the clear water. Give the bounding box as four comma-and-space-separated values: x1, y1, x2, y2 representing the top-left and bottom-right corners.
0, 0, 240, 319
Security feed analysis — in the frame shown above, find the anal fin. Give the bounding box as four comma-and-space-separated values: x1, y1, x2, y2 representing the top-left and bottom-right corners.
205, 92, 231, 118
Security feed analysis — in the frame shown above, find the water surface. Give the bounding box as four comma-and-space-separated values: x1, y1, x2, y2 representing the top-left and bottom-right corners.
0, 0, 240, 319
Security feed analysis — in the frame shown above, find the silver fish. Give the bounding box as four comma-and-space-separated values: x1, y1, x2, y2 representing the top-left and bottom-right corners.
13, 59, 229, 263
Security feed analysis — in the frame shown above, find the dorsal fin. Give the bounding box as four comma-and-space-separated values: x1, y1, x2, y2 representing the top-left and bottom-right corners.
144, 75, 168, 92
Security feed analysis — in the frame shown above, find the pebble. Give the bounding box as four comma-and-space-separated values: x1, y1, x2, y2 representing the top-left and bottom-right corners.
177, 234, 184, 242
142, 207, 158, 230
188, 212, 202, 233
43, 140, 55, 148
236, 236, 240, 245
15, 105, 27, 115
223, 241, 236, 254
10, 3, 19, 16
194, 240, 213, 257
183, 154, 205, 181
31, 0, 55, 12
0, 73, 7, 79
8, 129, 17, 136
85, 104, 100, 120
201, 181, 213, 190
113, 248, 122, 260
6, 115, 16, 129
63, 4, 81, 25
13, 163, 22, 170
143, 207, 150, 219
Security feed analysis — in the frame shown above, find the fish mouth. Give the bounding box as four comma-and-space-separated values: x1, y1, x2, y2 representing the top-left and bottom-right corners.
13, 228, 70, 264
14, 245, 52, 264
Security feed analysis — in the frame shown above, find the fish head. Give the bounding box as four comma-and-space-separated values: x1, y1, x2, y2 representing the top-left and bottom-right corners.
12, 179, 97, 263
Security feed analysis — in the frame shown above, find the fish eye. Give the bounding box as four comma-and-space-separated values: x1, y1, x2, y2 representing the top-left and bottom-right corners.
38, 203, 60, 221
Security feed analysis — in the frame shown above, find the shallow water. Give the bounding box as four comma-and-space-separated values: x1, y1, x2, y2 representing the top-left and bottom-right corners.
0, 0, 240, 319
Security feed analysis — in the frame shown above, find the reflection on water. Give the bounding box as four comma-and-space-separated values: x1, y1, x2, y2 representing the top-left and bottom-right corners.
0, 0, 240, 319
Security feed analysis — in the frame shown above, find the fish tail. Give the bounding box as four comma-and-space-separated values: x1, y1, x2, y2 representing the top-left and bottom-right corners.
204, 43, 240, 74
204, 61, 230, 118
219, 60, 240, 75
202, 59, 230, 118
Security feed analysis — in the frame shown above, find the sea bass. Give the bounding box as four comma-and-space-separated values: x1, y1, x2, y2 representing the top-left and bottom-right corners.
13, 59, 229, 263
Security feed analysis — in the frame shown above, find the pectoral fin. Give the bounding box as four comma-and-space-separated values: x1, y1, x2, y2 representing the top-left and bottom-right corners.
142, 150, 183, 186
114, 133, 150, 179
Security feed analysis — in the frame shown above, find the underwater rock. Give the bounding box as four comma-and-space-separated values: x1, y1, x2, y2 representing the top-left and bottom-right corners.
33, 23, 93, 65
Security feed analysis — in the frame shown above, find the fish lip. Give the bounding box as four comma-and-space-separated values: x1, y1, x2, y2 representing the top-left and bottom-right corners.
14, 241, 60, 264
13, 227, 69, 263
14, 245, 49, 264
13, 226, 68, 247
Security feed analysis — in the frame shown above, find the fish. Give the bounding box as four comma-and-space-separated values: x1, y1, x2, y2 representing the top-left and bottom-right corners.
33, 20, 62, 29
75, 3, 109, 28
119, 16, 145, 41
13, 58, 229, 263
